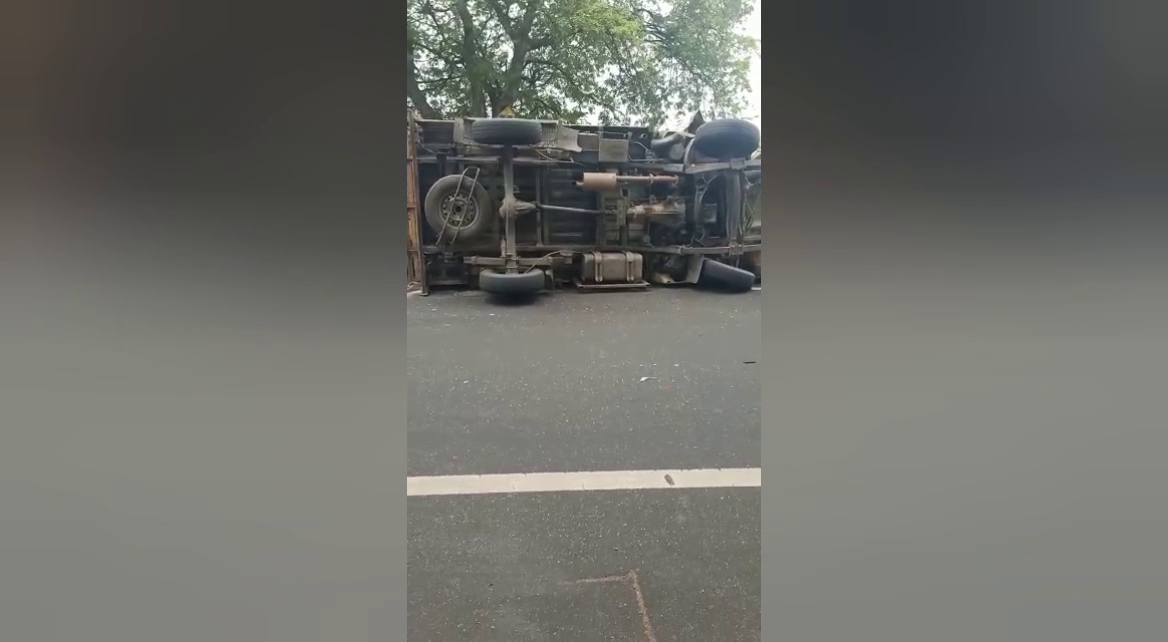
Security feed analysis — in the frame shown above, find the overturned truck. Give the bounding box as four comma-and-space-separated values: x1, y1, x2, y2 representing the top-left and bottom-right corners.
406, 111, 761, 297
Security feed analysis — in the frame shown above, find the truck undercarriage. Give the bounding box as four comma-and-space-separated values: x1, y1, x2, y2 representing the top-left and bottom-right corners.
406, 111, 761, 297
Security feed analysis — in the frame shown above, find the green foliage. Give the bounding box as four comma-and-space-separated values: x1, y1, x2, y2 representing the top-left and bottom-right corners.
407, 0, 757, 127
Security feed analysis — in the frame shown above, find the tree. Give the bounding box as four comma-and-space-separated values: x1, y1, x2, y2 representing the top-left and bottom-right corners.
407, 0, 757, 126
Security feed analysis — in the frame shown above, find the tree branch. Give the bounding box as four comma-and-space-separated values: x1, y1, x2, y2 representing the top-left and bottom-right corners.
418, 0, 455, 43
486, 0, 515, 36
417, 75, 462, 87
407, 40, 439, 119
518, 0, 541, 33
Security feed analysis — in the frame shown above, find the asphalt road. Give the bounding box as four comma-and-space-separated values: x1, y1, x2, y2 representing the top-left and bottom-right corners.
407, 288, 761, 640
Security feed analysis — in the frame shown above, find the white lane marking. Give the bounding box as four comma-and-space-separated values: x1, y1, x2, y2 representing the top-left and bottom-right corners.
406, 467, 761, 497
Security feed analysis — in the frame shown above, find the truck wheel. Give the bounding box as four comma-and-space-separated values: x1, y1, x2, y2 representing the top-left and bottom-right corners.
424, 174, 494, 242
697, 258, 756, 293
692, 119, 760, 160
470, 118, 543, 146
478, 269, 545, 296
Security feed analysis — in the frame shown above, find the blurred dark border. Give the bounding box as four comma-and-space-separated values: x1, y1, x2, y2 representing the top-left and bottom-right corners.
765, 2, 1168, 641
2, 0, 406, 640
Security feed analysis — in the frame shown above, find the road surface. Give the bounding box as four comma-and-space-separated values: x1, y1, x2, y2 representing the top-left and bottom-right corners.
407, 288, 761, 640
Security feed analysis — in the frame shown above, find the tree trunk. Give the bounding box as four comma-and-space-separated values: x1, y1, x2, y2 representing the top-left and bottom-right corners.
453, 0, 489, 116
468, 78, 487, 117
490, 0, 546, 117
406, 46, 438, 119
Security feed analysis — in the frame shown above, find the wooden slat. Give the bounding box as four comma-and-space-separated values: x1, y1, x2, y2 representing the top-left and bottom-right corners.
406, 112, 427, 294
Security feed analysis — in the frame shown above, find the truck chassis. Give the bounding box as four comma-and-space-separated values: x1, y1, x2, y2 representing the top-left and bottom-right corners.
406, 111, 761, 297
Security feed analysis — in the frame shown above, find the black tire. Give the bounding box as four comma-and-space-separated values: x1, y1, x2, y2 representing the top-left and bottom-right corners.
478, 269, 546, 296
697, 258, 756, 293
692, 119, 760, 160
470, 118, 543, 146
424, 174, 494, 242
